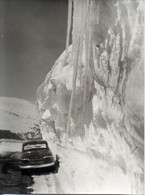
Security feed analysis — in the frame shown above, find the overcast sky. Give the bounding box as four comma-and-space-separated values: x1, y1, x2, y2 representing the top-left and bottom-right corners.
0, 0, 68, 103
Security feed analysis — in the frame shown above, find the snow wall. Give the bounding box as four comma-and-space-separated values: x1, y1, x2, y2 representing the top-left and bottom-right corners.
36, 0, 144, 193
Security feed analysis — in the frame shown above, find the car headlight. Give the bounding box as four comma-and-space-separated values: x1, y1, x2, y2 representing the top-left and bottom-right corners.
44, 156, 49, 159
44, 156, 54, 161
20, 158, 30, 164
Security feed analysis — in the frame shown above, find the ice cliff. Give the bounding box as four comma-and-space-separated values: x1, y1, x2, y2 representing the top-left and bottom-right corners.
36, 0, 144, 193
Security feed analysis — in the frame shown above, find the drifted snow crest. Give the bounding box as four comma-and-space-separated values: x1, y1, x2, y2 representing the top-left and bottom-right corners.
36, 0, 144, 193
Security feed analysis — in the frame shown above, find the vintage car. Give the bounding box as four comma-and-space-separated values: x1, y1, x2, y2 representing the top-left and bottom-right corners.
19, 140, 59, 172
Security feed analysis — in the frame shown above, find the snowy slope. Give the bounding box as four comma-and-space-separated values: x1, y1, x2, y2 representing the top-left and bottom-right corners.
36, 0, 144, 194
0, 97, 41, 140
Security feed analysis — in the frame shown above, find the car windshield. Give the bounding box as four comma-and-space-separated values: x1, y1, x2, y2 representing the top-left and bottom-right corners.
23, 143, 47, 151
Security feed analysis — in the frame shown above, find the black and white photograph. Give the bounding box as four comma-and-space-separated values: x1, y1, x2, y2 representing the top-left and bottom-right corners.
0, 0, 144, 194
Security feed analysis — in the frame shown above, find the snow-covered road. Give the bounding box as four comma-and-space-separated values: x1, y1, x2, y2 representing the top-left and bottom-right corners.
0, 140, 62, 194
30, 171, 65, 193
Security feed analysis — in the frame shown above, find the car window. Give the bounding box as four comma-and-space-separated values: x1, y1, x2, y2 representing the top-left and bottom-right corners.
23, 143, 47, 151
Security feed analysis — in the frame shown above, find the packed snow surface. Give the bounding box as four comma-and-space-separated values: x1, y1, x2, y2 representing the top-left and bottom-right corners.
36, 0, 144, 194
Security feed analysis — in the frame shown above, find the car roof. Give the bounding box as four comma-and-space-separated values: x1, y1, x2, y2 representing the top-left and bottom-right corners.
22, 140, 48, 146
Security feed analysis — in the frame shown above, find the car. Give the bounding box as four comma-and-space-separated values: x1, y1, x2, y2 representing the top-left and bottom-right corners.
19, 140, 59, 173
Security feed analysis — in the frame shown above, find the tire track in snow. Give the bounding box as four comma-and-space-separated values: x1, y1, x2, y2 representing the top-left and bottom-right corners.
53, 174, 65, 194
32, 174, 56, 193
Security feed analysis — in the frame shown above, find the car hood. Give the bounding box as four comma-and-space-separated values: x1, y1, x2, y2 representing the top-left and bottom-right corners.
21, 149, 53, 160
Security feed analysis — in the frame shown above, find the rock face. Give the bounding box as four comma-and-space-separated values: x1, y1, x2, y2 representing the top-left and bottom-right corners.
36, 0, 144, 193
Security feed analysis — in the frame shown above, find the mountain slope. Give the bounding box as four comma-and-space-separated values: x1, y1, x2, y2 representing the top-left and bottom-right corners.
0, 97, 41, 140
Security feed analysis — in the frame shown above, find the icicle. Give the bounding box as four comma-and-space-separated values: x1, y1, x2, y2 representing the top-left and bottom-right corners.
97, 2, 99, 24
66, 0, 81, 145
82, 0, 93, 112
66, 0, 73, 53
65, 0, 103, 146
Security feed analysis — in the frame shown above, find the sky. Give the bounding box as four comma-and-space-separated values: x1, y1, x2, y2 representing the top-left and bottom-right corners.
0, 0, 68, 103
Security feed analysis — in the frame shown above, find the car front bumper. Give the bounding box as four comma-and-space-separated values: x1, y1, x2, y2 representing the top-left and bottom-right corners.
20, 162, 55, 169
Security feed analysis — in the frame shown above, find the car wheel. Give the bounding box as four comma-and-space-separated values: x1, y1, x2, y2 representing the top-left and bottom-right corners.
21, 169, 30, 175
53, 160, 60, 173
21, 169, 25, 175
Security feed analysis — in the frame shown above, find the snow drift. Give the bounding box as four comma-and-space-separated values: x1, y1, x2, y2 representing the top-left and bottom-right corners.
36, 0, 144, 194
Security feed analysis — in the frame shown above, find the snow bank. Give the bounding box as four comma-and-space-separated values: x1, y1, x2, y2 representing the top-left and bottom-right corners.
36, 0, 144, 193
